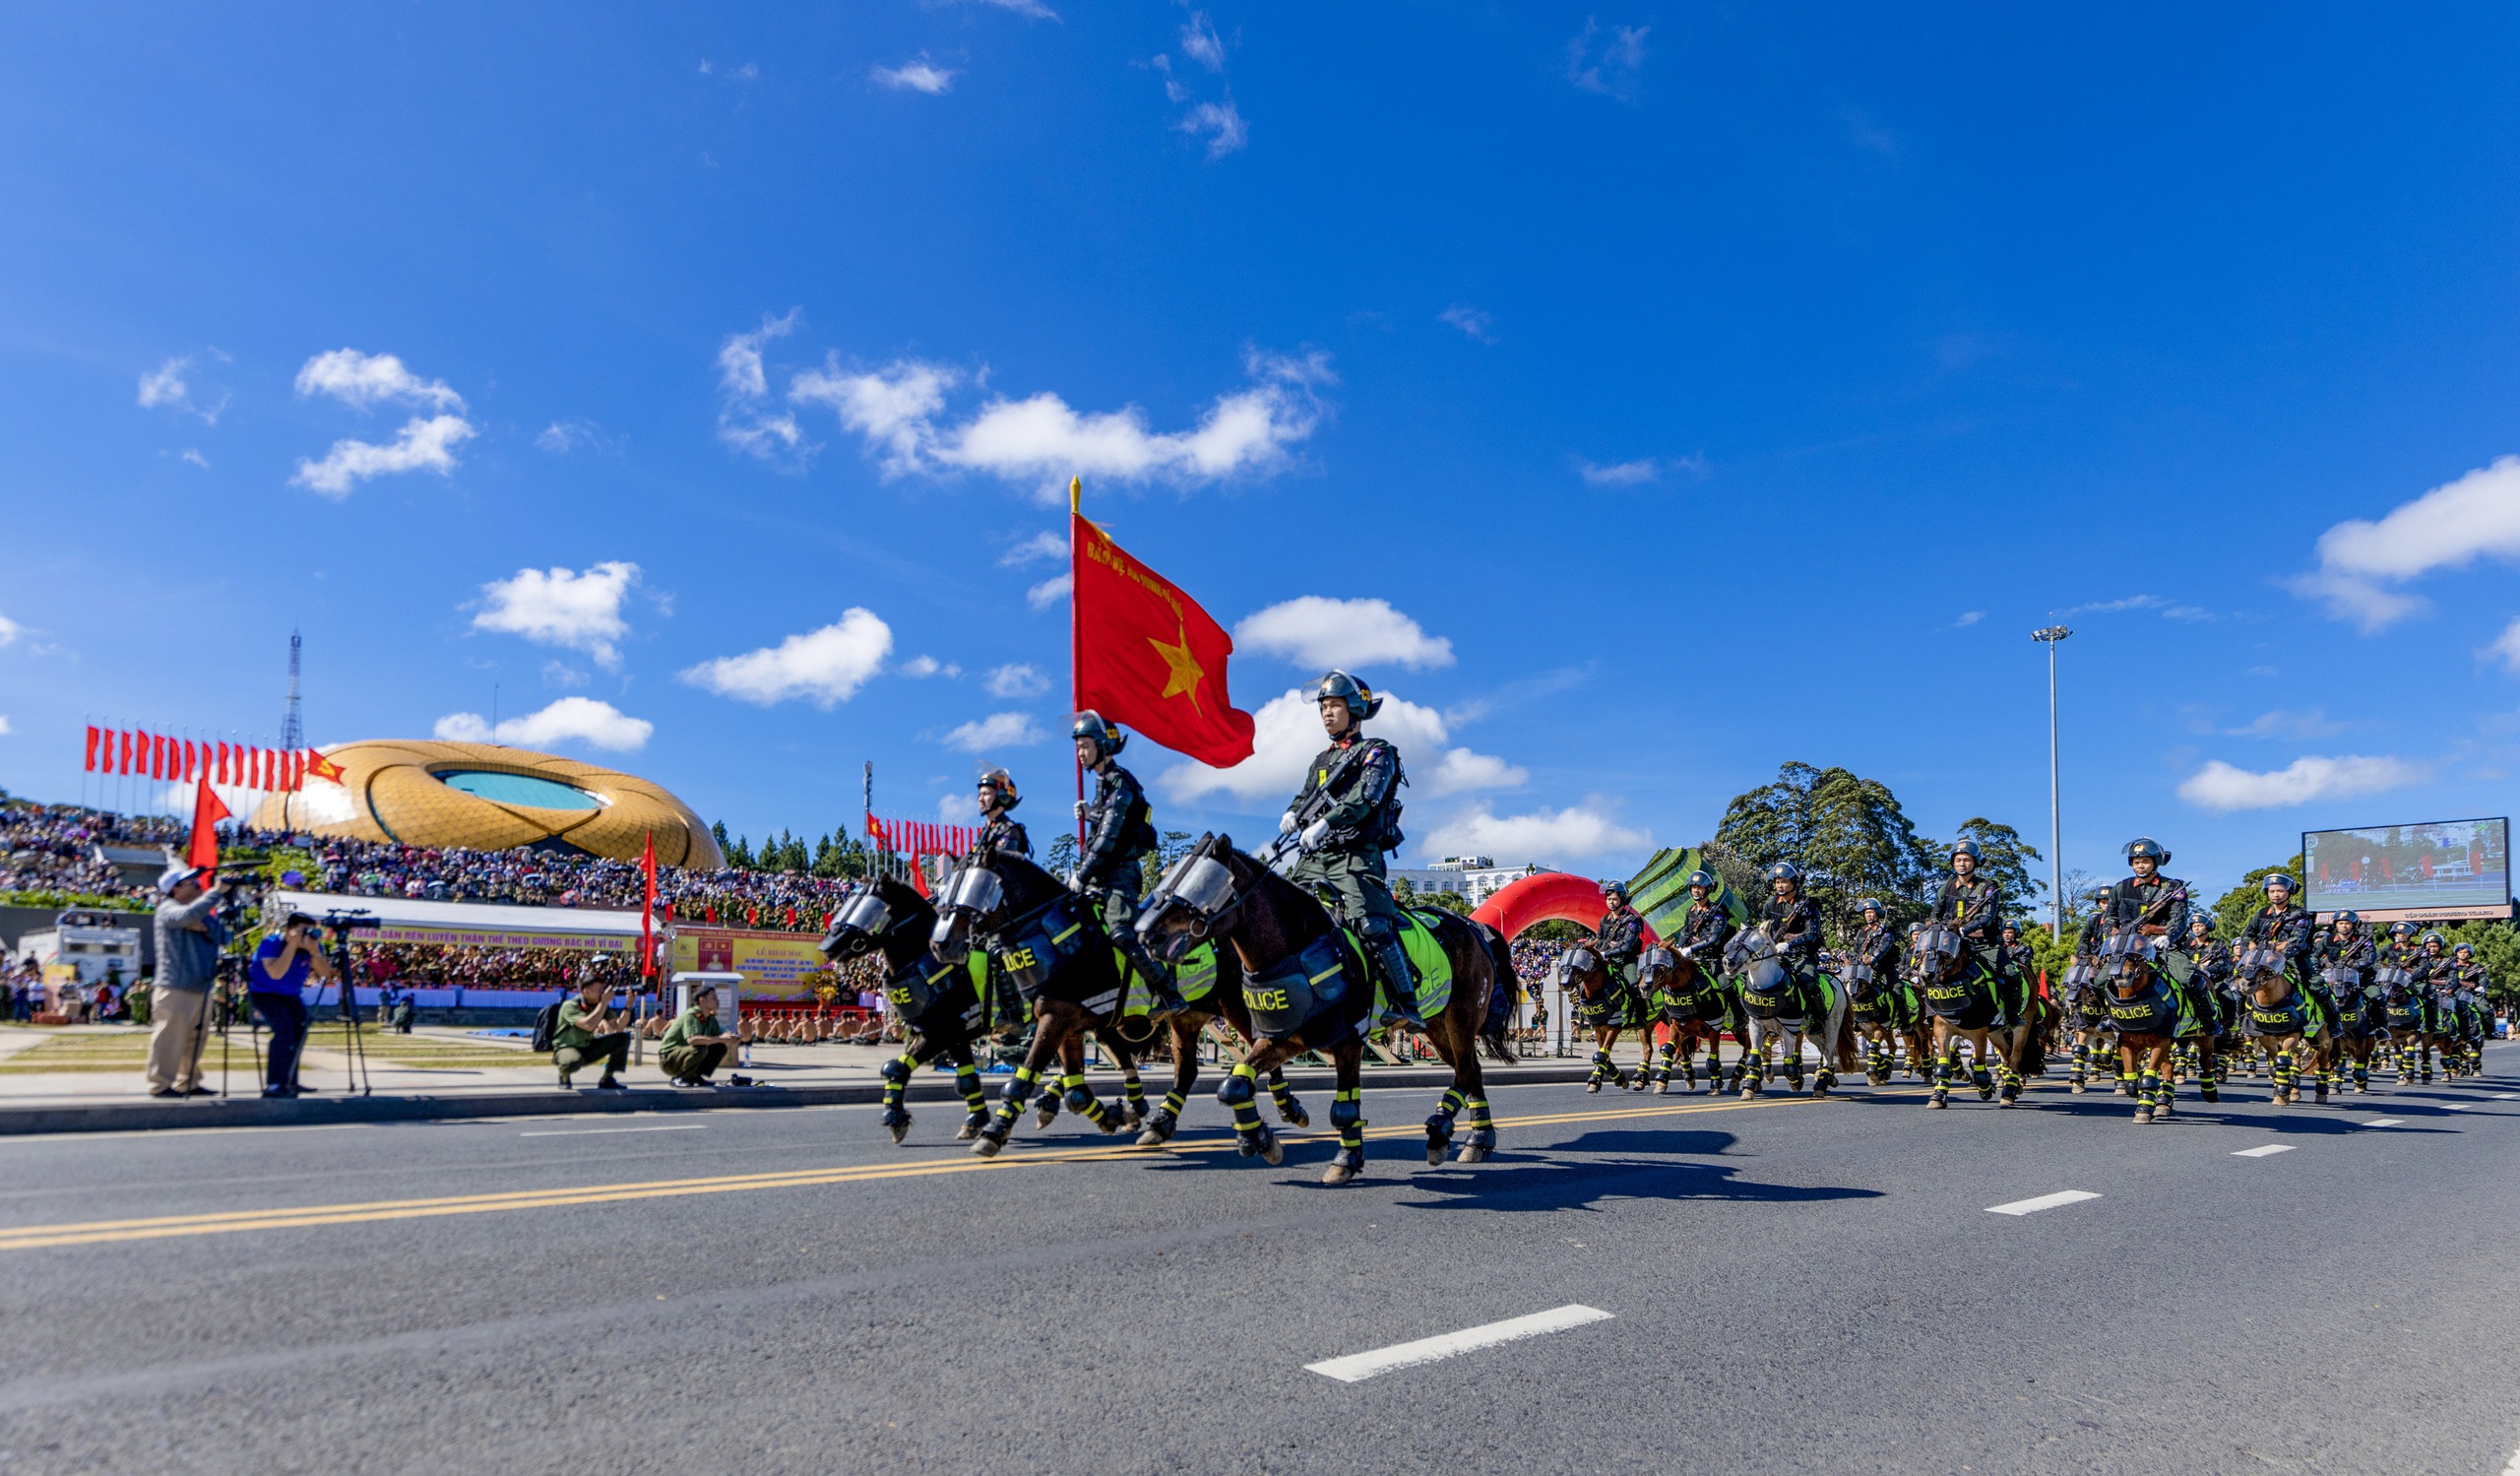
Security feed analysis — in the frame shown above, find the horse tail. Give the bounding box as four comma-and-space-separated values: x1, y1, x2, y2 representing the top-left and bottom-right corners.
1465, 917, 1520, 1063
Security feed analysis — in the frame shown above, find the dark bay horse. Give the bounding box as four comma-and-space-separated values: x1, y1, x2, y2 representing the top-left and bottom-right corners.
2234, 943, 2332, 1106
1128, 943, 1317, 1149
819, 875, 995, 1144
2096, 931, 2197, 1123
1136, 833, 1514, 1184
1842, 953, 1930, 1087
1555, 945, 1655, 1092
1636, 945, 1733, 1094
929, 850, 1157, 1156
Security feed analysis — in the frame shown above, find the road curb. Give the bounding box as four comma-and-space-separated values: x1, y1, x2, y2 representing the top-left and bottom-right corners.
0, 1059, 1598, 1136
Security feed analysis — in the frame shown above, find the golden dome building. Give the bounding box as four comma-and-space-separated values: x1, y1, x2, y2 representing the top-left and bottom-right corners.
250, 739, 725, 868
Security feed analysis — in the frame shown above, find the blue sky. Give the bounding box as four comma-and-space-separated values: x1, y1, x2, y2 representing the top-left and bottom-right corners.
4, 2, 2518, 912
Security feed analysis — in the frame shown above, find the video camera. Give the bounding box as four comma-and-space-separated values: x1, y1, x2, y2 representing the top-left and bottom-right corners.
319, 909, 383, 935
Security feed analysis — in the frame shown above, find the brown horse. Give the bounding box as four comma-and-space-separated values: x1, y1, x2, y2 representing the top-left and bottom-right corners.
1635, 945, 1732, 1094
2096, 931, 2186, 1123
1554, 945, 1656, 1093
2234, 943, 2333, 1106
1136, 833, 1514, 1184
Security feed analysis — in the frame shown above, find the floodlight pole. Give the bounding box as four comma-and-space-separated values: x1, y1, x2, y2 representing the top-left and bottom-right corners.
2031, 625, 2073, 940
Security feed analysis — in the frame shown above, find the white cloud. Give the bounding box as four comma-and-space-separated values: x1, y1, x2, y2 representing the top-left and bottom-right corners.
536, 421, 610, 454
1420, 802, 1646, 862
0, 716, 10, 736
1423, 747, 1529, 798
1235, 597, 1455, 671
138, 355, 226, 424
1177, 97, 1248, 159
180, 449, 211, 469
2489, 617, 2520, 674
2067, 594, 2170, 615
717, 310, 811, 463
698, 59, 759, 80
290, 415, 475, 496
1157, 685, 1517, 806
937, 791, 976, 822
1180, 11, 1227, 69
1566, 19, 1648, 101
900, 655, 960, 678
1952, 610, 1984, 627
1027, 574, 1073, 610
941, 712, 1044, 752
998, 530, 1068, 567
0, 611, 22, 648
794, 349, 1326, 494
964, 0, 1056, 17
541, 661, 589, 689
680, 609, 893, 707
984, 663, 1051, 699
1438, 305, 1494, 344
433, 696, 654, 752
2289, 456, 2520, 632
2224, 708, 2344, 739
2175, 754, 2424, 811
472, 562, 641, 668
293, 349, 464, 413
1575, 457, 1659, 486
873, 57, 957, 94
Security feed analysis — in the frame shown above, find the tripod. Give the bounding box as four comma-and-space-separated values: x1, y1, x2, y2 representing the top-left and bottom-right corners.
320, 914, 377, 1097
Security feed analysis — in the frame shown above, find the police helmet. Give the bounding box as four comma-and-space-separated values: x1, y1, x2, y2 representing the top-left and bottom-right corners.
2421, 931, 2445, 947
1600, 880, 1629, 903
1685, 869, 1717, 891
1856, 897, 1882, 917
1951, 840, 1983, 863
2000, 919, 2021, 935
1315, 670, 1383, 722
2390, 921, 2417, 937
1070, 710, 1126, 757
2453, 942, 2475, 958
2122, 837, 2171, 866
2336, 911, 2362, 926
976, 768, 1020, 809
1762, 861, 1801, 886
2261, 872, 2297, 894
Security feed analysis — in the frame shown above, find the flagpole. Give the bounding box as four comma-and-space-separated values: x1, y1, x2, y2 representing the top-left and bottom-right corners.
1069, 475, 1086, 854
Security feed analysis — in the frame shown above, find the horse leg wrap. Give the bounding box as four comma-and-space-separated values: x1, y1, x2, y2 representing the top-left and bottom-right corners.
1589, 1048, 1611, 1084
1123, 1076, 1148, 1115
2138, 1070, 2160, 1109
1425, 1086, 1459, 1145
1061, 1071, 1112, 1126
1269, 1076, 1303, 1117
954, 1064, 985, 1114
1220, 1063, 1267, 1147
879, 1054, 914, 1111
1333, 1087, 1365, 1157
1466, 1096, 1495, 1150
988, 1067, 1039, 1137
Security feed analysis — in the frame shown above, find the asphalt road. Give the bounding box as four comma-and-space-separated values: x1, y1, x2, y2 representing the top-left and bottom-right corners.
2, 1044, 2515, 1476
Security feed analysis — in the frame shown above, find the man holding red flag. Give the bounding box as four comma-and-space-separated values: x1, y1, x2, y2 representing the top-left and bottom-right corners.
145, 772, 237, 1098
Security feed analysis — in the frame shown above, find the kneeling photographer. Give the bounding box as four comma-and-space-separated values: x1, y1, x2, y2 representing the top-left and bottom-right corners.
251, 913, 338, 1098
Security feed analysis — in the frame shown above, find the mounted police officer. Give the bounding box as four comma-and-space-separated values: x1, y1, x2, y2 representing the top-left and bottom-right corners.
1759, 862, 1824, 1019
1997, 920, 2036, 993
1933, 841, 2016, 1019
2106, 838, 2199, 1017
1596, 880, 1644, 995
1279, 671, 1419, 1028
973, 769, 1031, 860
1848, 898, 1901, 992
1672, 869, 1735, 970
2185, 913, 2236, 1035
1068, 711, 1180, 1019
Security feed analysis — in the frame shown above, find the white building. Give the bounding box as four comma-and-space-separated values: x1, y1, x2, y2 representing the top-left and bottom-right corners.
1391, 855, 1551, 908
19, 909, 145, 990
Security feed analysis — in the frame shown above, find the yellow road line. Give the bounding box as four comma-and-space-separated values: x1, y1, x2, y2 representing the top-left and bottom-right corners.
0, 1091, 1830, 1252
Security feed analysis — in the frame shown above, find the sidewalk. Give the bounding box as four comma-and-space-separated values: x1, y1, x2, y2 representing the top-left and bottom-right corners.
0, 1023, 1603, 1135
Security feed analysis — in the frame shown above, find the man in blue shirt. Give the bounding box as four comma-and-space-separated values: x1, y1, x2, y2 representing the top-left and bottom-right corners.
251, 912, 338, 1098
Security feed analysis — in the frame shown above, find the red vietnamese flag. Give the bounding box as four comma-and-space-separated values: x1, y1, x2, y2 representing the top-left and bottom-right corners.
84, 727, 98, 772
306, 750, 345, 785
1068, 482, 1255, 767
186, 772, 231, 872
639, 832, 658, 980
120, 730, 133, 774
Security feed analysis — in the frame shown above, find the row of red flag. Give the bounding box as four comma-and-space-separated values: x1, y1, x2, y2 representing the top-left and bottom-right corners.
863, 816, 976, 861
85, 726, 339, 792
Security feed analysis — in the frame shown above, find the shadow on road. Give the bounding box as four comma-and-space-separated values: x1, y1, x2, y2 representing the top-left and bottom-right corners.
1395, 1130, 1884, 1214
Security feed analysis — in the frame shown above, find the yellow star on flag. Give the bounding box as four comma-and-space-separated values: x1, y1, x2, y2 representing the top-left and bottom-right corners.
1148, 620, 1205, 712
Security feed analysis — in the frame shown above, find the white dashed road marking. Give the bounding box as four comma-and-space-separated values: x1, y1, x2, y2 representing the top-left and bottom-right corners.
2360, 1119, 2405, 1128
1306, 1305, 1614, 1382
2232, 1144, 2295, 1158
1986, 1190, 2101, 1216
2492, 1093, 2516, 1101
2441, 1104, 2471, 1112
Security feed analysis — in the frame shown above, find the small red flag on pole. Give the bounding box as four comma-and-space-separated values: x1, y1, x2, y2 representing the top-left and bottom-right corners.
639, 832, 658, 981
186, 772, 231, 873
84, 727, 98, 772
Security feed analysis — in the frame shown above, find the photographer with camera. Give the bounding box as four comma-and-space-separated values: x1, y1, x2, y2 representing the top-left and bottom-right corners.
249, 912, 338, 1098
147, 865, 230, 1097
551, 969, 632, 1090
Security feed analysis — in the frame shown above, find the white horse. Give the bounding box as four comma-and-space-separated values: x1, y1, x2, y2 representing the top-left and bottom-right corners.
1722, 927, 1857, 1098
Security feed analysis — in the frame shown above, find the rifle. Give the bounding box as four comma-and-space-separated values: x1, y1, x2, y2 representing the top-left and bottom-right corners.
1262, 741, 1375, 873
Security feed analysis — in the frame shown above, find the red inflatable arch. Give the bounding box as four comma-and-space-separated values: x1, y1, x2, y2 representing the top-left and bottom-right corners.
1471, 871, 1660, 946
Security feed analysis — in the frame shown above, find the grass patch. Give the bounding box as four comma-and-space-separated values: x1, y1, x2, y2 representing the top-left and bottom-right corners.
0, 1026, 545, 1073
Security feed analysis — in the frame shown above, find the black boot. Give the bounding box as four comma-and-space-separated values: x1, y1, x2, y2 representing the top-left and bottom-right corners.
1370, 935, 1423, 1028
